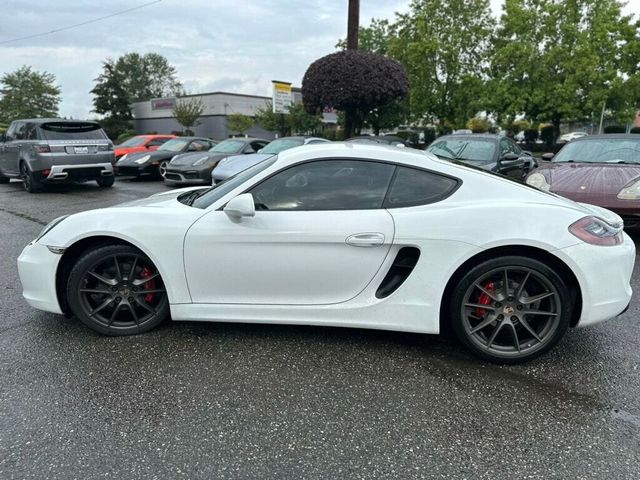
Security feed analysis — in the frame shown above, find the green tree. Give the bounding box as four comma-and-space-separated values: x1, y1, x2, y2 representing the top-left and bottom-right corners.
287, 102, 322, 134
0, 66, 60, 123
226, 113, 254, 135
490, 0, 639, 137
336, 18, 391, 54
255, 104, 290, 136
91, 52, 182, 139
388, 0, 494, 130
173, 97, 204, 134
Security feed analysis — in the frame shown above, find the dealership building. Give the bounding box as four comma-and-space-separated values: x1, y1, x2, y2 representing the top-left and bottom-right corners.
131, 87, 322, 140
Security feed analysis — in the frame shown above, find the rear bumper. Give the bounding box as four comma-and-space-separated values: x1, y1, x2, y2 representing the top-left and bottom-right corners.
17, 242, 63, 314
44, 163, 114, 182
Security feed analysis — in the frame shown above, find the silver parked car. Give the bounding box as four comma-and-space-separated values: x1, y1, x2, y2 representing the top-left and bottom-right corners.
0, 119, 115, 192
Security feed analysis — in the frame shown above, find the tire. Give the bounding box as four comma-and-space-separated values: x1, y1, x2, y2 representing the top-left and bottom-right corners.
20, 162, 43, 193
66, 244, 169, 336
96, 175, 115, 188
0, 170, 9, 184
157, 161, 168, 180
448, 256, 572, 364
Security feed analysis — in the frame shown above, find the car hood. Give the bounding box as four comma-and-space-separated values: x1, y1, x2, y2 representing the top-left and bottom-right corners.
213, 153, 273, 177
118, 149, 178, 165
537, 162, 640, 196
115, 186, 208, 208
170, 152, 234, 167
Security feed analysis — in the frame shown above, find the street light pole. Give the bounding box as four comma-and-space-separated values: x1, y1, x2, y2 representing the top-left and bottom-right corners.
347, 0, 360, 50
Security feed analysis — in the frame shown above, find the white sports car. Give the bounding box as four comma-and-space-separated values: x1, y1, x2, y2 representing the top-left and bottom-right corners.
18, 143, 635, 363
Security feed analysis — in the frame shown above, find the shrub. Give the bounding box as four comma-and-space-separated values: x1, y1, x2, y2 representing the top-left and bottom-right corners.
423, 128, 437, 145
466, 117, 490, 133
524, 129, 539, 143
630, 127, 640, 134
604, 125, 626, 134
540, 125, 555, 146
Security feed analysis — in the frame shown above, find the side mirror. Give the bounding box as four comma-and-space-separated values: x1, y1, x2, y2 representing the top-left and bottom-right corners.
541, 153, 555, 161
224, 193, 255, 220
501, 152, 520, 162
257, 148, 263, 153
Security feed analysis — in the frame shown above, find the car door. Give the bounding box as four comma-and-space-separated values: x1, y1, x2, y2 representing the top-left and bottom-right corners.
183, 159, 396, 305
1, 122, 23, 175
497, 138, 525, 180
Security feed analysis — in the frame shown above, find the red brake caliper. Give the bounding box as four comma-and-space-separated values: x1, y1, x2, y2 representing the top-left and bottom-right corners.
476, 281, 495, 317
140, 266, 155, 303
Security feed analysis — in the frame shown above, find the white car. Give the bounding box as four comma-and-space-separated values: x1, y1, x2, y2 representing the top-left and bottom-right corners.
18, 143, 635, 363
559, 131, 588, 143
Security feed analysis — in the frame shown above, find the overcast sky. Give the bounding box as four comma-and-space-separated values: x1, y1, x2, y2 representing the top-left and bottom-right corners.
1, 0, 638, 119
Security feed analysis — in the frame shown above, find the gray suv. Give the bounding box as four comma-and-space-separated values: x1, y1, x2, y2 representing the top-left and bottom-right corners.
0, 118, 115, 192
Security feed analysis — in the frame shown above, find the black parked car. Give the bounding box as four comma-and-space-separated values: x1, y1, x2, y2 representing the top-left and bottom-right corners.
164, 137, 269, 185
426, 134, 537, 181
116, 137, 216, 179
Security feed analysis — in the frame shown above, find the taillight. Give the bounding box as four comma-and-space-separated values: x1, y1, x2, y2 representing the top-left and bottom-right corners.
33, 144, 51, 153
569, 216, 624, 246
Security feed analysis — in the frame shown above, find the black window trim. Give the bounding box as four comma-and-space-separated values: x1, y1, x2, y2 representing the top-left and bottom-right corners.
233, 157, 462, 212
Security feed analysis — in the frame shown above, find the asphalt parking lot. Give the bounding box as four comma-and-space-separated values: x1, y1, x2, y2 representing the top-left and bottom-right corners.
1, 178, 639, 479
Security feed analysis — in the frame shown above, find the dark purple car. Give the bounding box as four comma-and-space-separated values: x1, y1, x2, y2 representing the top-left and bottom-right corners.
526, 134, 640, 228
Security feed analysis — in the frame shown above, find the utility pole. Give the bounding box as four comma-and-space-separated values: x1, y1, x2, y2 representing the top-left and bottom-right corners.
347, 0, 360, 50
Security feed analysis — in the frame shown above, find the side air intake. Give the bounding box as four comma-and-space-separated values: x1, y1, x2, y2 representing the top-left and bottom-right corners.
375, 247, 421, 299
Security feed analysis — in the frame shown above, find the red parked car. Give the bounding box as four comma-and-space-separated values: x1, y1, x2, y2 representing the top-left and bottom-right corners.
114, 134, 176, 160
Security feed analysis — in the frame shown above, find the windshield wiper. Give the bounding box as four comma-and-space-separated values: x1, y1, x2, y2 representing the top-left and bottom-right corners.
180, 188, 211, 206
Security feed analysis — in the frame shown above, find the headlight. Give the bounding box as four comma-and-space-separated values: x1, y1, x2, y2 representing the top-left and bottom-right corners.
36, 215, 69, 242
118, 154, 128, 162
193, 156, 211, 166
218, 157, 229, 166
617, 179, 640, 200
526, 173, 551, 192
135, 154, 151, 164
569, 216, 623, 246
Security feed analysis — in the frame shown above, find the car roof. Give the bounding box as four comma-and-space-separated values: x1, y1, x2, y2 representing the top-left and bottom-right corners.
437, 133, 502, 141
221, 137, 268, 142
17, 118, 100, 124
170, 136, 214, 141
570, 134, 639, 141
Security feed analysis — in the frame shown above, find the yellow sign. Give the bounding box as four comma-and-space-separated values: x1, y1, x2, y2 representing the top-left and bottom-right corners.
272, 80, 293, 114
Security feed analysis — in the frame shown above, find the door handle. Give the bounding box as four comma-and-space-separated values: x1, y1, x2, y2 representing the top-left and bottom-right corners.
346, 233, 385, 247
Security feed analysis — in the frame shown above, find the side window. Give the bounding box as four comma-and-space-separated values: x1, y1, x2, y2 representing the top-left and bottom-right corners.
147, 139, 165, 147
188, 140, 207, 151
24, 123, 38, 140
307, 139, 327, 144
499, 139, 511, 156
253, 141, 268, 150
508, 139, 522, 155
4, 123, 17, 141
13, 122, 26, 140
384, 166, 459, 208
249, 160, 395, 211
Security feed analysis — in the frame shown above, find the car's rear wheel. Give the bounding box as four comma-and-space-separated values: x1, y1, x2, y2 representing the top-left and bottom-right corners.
0, 170, 10, 184
449, 256, 571, 364
20, 162, 43, 193
96, 175, 115, 188
66, 244, 169, 335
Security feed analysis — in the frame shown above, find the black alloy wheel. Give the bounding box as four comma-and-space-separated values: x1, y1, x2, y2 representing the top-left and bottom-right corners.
450, 256, 571, 364
21, 162, 43, 193
67, 245, 169, 335
158, 161, 168, 180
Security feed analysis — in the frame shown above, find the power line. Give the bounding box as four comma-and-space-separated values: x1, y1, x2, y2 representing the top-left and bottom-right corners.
0, 0, 163, 45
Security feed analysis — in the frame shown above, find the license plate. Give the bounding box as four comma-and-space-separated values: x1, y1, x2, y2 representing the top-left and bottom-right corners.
74, 146, 89, 154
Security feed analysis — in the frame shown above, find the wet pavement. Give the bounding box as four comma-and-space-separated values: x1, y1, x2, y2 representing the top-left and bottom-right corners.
0, 178, 639, 479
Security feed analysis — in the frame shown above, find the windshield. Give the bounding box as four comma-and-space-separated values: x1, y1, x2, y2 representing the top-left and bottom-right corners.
189, 157, 279, 209
427, 139, 496, 163
262, 138, 303, 154
118, 136, 147, 147
159, 139, 189, 152
210, 139, 246, 153
40, 122, 106, 140
554, 139, 640, 164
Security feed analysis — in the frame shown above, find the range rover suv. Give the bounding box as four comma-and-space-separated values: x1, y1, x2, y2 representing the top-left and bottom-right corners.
0, 119, 115, 192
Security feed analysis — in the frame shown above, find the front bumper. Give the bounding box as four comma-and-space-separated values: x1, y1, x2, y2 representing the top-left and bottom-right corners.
165, 166, 211, 184
116, 163, 158, 176
558, 233, 635, 327
17, 242, 64, 314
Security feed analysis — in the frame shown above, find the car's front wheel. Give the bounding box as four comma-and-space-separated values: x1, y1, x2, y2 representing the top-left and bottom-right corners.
158, 161, 168, 180
66, 244, 169, 335
449, 256, 572, 364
